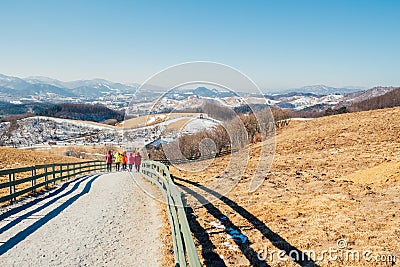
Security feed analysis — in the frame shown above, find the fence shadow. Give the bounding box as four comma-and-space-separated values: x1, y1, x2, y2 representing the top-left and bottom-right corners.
0, 174, 91, 222
174, 176, 320, 267
0, 174, 100, 255
0, 175, 95, 235
185, 205, 227, 267
177, 182, 270, 267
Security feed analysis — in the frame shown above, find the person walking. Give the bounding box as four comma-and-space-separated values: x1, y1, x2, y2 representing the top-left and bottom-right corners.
115, 152, 121, 171
134, 152, 142, 172
105, 150, 113, 172
121, 151, 127, 171
127, 152, 134, 172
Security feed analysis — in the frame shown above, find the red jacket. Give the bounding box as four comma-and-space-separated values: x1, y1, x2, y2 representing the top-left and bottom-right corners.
134, 154, 142, 165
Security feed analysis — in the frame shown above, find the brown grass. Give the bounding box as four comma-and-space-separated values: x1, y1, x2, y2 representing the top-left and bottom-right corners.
0, 147, 84, 170
158, 200, 175, 266
118, 113, 201, 129
0, 147, 85, 204
27, 145, 118, 161
164, 117, 192, 133
170, 107, 400, 266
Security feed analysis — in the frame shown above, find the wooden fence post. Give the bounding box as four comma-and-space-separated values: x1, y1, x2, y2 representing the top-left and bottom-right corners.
52, 165, 56, 186
12, 173, 16, 202
67, 163, 70, 180
31, 167, 37, 194
8, 173, 13, 204
44, 166, 48, 188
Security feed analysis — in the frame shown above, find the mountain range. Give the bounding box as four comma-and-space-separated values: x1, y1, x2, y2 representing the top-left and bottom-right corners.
0, 74, 138, 98
1, 73, 399, 115
0, 73, 369, 99
266, 84, 365, 95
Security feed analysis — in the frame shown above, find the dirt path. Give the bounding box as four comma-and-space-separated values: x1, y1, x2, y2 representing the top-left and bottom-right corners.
0, 172, 162, 267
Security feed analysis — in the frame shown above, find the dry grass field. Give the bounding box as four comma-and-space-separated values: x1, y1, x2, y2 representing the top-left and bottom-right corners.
117, 113, 201, 129
27, 145, 115, 161
0, 147, 85, 204
170, 107, 400, 266
0, 147, 83, 170
1, 108, 398, 265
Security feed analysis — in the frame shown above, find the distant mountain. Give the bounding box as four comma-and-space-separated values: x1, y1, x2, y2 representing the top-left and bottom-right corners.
0, 74, 31, 90
348, 87, 400, 112
62, 79, 137, 91
25, 76, 67, 88
0, 74, 74, 97
167, 86, 236, 99
341, 86, 398, 104
266, 92, 321, 100
0, 74, 138, 98
268, 85, 365, 95
2, 73, 398, 116
190, 87, 235, 98
285, 86, 400, 116
26, 76, 138, 90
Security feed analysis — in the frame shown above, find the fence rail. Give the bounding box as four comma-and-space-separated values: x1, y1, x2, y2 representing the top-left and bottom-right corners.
157, 147, 239, 166
141, 160, 201, 267
0, 160, 106, 204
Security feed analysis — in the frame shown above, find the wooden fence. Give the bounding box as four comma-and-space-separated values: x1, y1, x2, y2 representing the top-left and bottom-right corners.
0, 160, 106, 204
157, 147, 239, 166
141, 160, 201, 267
1, 159, 201, 265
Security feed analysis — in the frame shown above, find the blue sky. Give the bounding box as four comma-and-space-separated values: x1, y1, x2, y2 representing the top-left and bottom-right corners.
0, 0, 399, 90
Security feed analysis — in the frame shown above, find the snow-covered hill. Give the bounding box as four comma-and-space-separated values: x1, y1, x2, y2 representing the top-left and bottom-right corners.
0, 115, 219, 148
267, 84, 364, 95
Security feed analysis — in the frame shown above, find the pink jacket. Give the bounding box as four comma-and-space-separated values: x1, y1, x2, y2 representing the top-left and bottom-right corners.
105, 153, 112, 163
127, 153, 135, 165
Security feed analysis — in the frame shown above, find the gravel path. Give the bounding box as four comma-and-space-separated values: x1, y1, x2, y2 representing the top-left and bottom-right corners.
0, 172, 162, 267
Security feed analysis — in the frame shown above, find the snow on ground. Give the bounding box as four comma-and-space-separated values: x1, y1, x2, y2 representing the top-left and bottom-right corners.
220, 96, 268, 107
0, 116, 159, 147
0, 172, 162, 267
0, 115, 219, 148
290, 94, 344, 110
137, 93, 348, 112
180, 118, 220, 134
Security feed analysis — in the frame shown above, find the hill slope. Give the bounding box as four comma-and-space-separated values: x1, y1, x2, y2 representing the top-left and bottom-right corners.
349, 87, 400, 112
172, 107, 400, 266
0, 147, 82, 170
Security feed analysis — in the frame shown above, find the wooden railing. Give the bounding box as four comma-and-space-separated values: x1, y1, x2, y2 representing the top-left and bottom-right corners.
157, 147, 239, 166
141, 160, 201, 267
0, 160, 106, 204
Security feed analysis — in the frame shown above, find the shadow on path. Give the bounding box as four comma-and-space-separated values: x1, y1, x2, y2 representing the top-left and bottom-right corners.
0, 175, 96, 235
0, 175, 91, 222
0, 174, 101, 255
175, 176, 320, 267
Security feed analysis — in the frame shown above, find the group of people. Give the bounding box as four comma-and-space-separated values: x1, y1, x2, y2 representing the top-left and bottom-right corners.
105, 150, 142, 172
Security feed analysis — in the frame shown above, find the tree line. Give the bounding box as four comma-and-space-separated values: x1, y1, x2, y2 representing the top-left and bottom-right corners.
37, 103, 124, 123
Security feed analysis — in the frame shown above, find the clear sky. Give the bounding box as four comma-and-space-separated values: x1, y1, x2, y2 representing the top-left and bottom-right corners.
0, 0, 399, 90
